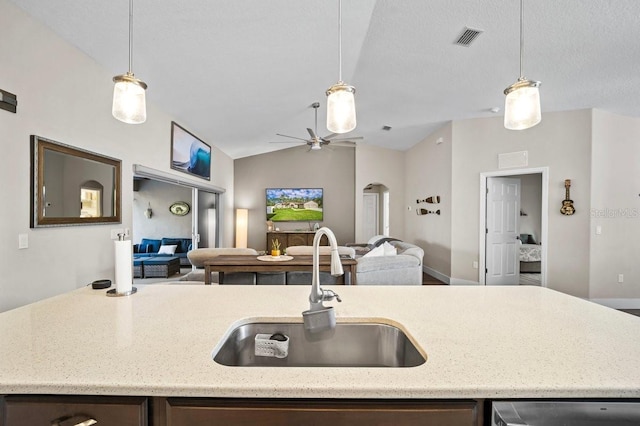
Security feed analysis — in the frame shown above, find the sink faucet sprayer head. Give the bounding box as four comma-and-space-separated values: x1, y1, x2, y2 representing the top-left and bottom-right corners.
330, 248, 344, 277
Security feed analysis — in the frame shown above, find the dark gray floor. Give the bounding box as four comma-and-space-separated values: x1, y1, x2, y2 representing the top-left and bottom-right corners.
619, 309, 640, 317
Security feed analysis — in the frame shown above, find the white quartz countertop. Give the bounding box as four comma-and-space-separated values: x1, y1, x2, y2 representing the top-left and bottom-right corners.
1, 285, 639, 399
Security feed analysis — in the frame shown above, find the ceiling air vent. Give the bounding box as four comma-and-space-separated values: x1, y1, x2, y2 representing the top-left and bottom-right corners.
455, 27, 483, 47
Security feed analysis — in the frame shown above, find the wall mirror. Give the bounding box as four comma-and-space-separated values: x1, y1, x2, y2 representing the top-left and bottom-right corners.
30, 135, 122, 227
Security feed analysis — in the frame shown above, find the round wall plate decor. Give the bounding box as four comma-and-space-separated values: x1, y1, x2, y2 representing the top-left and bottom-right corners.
169, 201, 190, 216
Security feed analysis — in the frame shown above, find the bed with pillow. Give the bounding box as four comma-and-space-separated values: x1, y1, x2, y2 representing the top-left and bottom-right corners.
519, 234, 541, 273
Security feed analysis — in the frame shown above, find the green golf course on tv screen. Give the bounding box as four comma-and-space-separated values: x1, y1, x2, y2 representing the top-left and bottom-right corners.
266, 188, 323, 222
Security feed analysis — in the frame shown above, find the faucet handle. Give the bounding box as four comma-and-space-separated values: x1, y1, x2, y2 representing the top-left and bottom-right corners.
323, 289, 342, 303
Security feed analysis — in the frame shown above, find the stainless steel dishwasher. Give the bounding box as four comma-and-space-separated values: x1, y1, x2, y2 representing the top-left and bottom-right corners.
492, 400, 640, 425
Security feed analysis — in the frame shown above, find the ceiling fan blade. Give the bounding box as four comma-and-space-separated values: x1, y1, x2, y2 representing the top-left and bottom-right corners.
327, 136, 364, 141
330, 141, 357, 147
322, 132, 340, 140
307, 128, 319, 140
275, 133, 309, 142
269, 141, 306, 144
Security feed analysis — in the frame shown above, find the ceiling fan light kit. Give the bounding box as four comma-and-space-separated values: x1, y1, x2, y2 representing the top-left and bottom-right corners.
326, 0, 357, 134
503, 0, 541, 131
112, 0, 147, 124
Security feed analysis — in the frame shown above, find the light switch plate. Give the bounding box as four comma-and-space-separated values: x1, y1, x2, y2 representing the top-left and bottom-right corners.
18, 234, 28, 249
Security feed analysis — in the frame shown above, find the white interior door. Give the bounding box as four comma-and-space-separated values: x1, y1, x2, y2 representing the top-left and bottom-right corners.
486, 177, 521, 285
362, 193, 379, 241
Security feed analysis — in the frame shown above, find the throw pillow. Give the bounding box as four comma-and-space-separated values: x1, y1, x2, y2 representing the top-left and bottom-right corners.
158, 244, 178, 255
382, 241, 397, 256
363, 244, 384, 258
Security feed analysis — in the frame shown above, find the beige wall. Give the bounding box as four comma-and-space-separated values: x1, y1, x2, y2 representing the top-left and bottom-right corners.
354, 144, 405, 242
404, 124, 453, 276
590, 109, 640, 303
234, 145, 355, 250
0, 0, 234, 312
451, 110, 592, 297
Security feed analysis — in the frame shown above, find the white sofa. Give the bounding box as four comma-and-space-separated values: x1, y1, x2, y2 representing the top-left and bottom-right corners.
283, 245, 355, 285
354, 239, 424, 285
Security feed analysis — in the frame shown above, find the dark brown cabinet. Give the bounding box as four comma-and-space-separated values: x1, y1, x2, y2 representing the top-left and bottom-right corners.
0, 395, 148, 426
153, 398, 481, 426
267, 231, 327, 252
1, 395, 483, 426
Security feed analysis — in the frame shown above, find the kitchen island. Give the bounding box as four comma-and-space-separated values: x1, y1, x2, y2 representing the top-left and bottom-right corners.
1, 285, 639, 424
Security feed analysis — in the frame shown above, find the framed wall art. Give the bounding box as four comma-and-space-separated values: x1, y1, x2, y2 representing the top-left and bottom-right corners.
170, 121, 211, 180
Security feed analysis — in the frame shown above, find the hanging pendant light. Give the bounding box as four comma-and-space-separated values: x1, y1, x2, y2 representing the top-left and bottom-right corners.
503, 0, 540, 130
112, 0, 147, 124
326, 0, 356, 134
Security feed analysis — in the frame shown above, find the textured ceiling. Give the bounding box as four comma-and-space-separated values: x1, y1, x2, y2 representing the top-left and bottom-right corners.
9, 0, 640, 158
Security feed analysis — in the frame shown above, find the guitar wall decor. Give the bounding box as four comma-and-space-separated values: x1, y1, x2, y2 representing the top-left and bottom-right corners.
560, 179, 575, 216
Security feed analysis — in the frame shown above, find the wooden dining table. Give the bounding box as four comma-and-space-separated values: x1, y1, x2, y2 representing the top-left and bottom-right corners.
203, 255, 357, 285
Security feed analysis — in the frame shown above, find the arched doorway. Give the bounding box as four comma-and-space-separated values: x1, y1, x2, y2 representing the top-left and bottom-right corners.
362, 183, 390, 241
80, 180, 103, 218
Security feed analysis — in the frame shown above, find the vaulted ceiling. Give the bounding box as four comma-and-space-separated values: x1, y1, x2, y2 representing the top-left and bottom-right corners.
10, 0, 640, 158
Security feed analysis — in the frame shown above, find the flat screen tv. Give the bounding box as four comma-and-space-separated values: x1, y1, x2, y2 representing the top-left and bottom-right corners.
266, 188, 323, 222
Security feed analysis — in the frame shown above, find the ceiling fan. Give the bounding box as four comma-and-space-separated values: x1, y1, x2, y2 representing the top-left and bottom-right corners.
270, 102, 362, 151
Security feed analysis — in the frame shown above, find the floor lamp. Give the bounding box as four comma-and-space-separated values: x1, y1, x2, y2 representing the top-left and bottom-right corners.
235, 209, 248, 248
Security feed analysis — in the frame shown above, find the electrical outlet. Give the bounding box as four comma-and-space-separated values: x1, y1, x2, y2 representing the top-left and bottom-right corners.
596, 225, 602, 235
472, 261, 478, 269
618, 274, 624, 283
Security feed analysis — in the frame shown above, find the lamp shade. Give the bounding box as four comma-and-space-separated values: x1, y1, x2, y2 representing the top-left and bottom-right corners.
503, 79, 541, 130
112, 73, 147, 124
235, 208, 248, 248
326, 82, 356, 134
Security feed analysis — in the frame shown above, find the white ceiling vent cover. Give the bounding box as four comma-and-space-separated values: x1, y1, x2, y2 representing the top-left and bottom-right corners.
455, 27, 483, 46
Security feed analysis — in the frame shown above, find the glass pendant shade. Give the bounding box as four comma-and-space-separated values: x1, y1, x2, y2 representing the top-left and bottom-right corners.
112, 73, 147, 124
326, 82, 356, 134
503, 79, 541, 130
503, 0, 541, 130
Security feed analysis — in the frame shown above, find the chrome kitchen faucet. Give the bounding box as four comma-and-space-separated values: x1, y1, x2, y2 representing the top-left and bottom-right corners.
302, 227, 343, 332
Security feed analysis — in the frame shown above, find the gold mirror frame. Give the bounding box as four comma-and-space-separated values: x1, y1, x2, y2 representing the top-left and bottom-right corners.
30, 135, 122, 228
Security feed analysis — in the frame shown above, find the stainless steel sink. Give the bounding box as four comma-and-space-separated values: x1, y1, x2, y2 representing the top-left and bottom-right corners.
212, 319, 427, 367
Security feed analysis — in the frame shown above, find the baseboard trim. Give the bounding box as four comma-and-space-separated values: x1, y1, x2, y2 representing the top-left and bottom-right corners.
590, 298, 640, 309
423, 266, 450, 284
422, 266, 481, 286
449, 277, 481, 286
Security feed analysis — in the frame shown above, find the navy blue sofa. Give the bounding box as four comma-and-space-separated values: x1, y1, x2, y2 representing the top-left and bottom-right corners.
133, 237, 192, 267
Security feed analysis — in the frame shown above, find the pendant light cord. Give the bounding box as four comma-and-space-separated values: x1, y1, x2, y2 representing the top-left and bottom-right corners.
338, 0, 343, 82
519, 0, 524, 79
128, 0, 134, 74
